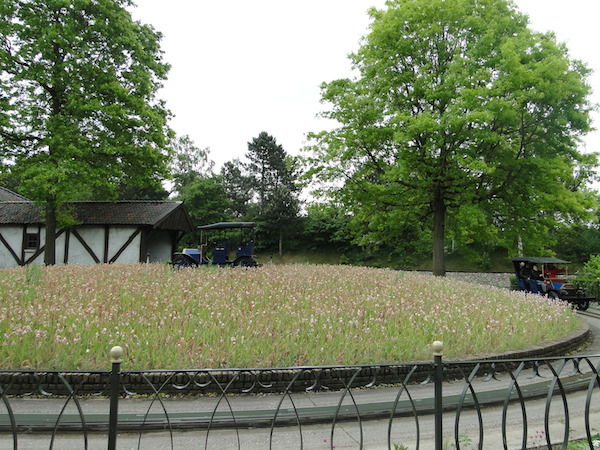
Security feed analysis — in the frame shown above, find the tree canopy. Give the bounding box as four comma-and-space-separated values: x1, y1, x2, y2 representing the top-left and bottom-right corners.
306, 0, 596, 275
169, 134, 213, 196
0, 0, 172, 264
245, 132, 300, 255
167, 135, 230, 247
221, 159, 253, 219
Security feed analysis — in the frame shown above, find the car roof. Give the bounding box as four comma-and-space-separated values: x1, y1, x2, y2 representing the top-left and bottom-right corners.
511, 257, 570, 264
197, 221, 256, 230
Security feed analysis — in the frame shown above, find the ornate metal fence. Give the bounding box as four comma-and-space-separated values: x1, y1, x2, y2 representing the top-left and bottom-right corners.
0, 345, 599, 449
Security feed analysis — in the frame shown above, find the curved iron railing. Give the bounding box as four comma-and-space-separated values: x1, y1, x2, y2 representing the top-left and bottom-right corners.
0, 352, 599, 449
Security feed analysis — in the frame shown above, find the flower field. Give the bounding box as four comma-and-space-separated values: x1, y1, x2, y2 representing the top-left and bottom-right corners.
0, 264, 580, 370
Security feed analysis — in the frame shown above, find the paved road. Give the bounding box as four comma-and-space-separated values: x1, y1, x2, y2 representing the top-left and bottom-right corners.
3, 308, 600, 450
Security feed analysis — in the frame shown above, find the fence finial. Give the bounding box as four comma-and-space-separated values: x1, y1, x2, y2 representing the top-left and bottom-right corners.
432, 340, 443, 357
110, 346, 123, 364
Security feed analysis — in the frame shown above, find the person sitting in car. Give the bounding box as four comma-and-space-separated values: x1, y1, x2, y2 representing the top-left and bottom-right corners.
531, 265, 546, 293
518, 262, 531, 281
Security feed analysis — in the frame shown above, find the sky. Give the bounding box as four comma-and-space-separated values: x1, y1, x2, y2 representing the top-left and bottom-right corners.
130, 0, 600, 172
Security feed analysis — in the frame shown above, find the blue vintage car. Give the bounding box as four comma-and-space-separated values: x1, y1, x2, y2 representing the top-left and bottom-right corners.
171, 222, 258, 268
512, 257, 596, 311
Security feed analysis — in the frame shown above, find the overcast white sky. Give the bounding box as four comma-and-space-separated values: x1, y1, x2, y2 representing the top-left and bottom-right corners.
131, 0, 600, 172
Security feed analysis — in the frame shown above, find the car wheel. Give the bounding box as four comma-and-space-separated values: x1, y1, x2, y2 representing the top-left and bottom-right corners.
171, 253, 198, 269
575, 300, 590, 311
233, 256, 257, 267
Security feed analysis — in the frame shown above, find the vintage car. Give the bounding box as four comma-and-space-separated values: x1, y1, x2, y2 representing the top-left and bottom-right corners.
171, 222, 259, 268
512, 257, 597, 311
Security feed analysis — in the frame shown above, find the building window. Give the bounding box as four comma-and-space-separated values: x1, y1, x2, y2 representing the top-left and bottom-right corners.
25, 233, 39, 250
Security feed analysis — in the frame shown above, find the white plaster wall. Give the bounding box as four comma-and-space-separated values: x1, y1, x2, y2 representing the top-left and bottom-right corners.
28, 251, 44, 265
0, 225, 175, 267
0, 226, 57, 267
24, 226, 140, 265
68, 226, 104, 265
146, 230, 172, 263
77, 227, 104, 261
54, 231, 65, 265
0, 226, 23, 267
39, 227, 46, 263
108, 227, 141, 264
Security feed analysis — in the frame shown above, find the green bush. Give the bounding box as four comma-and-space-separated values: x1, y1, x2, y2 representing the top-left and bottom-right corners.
575, 254, 600, 299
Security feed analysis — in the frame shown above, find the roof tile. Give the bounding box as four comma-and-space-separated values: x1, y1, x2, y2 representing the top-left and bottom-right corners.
0, 201, 192, 231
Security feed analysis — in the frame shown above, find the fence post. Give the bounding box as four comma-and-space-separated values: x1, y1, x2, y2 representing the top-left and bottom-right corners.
108, 346, 123, 450
432, 340, 444, 450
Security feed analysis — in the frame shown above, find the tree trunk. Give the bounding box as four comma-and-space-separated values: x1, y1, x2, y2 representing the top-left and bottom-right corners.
278, 229, 283, 257
432, 192, 446, 276
44, 200, 57, 266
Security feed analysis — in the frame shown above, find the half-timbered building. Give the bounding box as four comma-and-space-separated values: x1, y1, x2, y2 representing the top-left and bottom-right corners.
0, 194, 192, 267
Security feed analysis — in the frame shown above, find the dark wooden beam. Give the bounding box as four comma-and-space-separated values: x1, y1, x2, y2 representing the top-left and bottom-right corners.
63, 230, 70, 264
71, 229, 100, 263
103, 225, 110, 264
109, 228, 141, 264
0, 232, 23, 266
21, 226, 26, 264
139, 228, 149, 263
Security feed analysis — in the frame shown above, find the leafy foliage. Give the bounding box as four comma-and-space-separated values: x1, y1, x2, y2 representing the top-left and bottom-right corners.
0, 0, 172, 263
306, 0, 596, 275
580, 254, 600, 278
243, 132, 301, 253
301, 203, 353, 251
551, 223, 600, 263
221, 159, 254, 219
574, 254, 600, 299
116, 183, 169, 201
163, 135, 232, 247
177, 175, 230, 247
169, 134, 213, 196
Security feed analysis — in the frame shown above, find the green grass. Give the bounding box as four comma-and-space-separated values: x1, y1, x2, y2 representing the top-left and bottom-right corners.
255, 250, 343, 266
258, 247, 516, 272
0, 264, 580, 370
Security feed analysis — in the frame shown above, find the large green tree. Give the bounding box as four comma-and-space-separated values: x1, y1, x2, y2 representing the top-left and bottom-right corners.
0, 0, 171, 264
221, 159, 253, 219
307, 0, 595, 275
245, 132, 300, 255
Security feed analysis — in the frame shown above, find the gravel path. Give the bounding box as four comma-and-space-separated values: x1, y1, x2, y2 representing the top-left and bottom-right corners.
446, 271, 512, 288
412, 271, 513, 289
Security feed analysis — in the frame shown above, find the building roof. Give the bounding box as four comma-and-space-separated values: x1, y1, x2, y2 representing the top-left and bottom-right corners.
0, 201, 193, 232
511, 257, 570, 264
0, 187, 29, 202
197, 221, 256, 230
